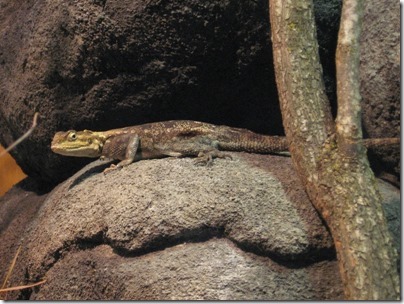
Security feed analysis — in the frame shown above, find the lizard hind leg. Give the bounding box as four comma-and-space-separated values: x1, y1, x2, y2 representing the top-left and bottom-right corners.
156, 137, 232, 166
194, 150, 232, 166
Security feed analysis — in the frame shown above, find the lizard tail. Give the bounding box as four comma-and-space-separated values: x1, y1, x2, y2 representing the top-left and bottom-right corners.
216, 127, 289, 154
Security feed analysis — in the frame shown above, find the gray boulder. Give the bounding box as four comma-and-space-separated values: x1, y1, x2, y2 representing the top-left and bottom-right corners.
1, 154, 344, 300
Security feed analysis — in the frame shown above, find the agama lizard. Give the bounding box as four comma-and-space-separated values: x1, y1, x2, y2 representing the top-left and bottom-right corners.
51, 120, 288, 173
51, 120, 400, 174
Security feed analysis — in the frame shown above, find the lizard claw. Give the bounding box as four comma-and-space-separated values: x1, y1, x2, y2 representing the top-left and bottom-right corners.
103, 158, 135, 174
194, 150, 232, 166
103, 164, 120, 174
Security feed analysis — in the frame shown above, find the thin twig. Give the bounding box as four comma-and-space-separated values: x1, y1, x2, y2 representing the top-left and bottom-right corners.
1, 245, 21, 290
362, 137, 400, 148
0, 245, 46, 300
0, 280, 47, 293
0, 112, 39, 158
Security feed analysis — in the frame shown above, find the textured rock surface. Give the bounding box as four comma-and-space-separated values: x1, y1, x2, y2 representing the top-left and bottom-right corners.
1, 153, 399, 300
0, 179, 47, 287
2, 153, 400, 300
2, 154, 343, 300
360, 0, 400, 178
0, 0, 344, 187
32, 240, 341, 300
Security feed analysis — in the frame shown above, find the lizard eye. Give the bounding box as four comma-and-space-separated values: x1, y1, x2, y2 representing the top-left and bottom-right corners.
68, 132, 77, 141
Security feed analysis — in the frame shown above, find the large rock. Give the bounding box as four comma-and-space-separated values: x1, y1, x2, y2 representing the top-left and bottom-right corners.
1, 153, 399, 299
1, 154, 344, 300
360, 0, 400, 179
2, 153, 400, 300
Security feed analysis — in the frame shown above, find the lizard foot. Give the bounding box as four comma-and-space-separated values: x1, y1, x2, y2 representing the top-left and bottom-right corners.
103, 158, 135, 174
103, 164, 121, 174
194, 150, 232, 166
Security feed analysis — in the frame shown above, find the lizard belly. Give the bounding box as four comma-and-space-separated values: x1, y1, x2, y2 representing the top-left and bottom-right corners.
135, 148, 166, 160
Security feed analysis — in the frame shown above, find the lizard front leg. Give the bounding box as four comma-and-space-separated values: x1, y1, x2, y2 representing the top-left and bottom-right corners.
102, 134, 140, 174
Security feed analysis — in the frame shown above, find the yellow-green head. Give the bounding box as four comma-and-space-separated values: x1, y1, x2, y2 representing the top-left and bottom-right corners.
51, 130, 104, 158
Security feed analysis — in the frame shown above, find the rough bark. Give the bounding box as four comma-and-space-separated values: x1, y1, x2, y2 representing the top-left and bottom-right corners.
335, 0, 363, 152
269, 0, 399, 300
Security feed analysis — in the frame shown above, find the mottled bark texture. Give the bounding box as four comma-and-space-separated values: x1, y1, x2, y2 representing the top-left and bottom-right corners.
335, 0, 363, 151
269, 0, 399, 300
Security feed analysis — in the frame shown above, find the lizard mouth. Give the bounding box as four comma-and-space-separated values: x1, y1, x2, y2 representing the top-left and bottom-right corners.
51, 136, 102, 158
51, 143, 101, 158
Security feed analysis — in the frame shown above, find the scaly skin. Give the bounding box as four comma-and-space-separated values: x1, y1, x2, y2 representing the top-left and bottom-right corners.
51, 120, 288, 173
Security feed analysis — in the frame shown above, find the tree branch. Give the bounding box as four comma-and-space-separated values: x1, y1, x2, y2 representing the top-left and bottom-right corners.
335, 0, 364, 153
269, 0, 399, 299
269, 0, 334, 191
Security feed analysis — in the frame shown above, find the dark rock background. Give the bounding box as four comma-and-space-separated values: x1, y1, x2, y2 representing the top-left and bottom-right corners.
359, 0, 400, 180
0, 0, 346, 188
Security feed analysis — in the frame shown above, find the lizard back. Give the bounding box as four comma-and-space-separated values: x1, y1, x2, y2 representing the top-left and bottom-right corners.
104, 120, 288, 153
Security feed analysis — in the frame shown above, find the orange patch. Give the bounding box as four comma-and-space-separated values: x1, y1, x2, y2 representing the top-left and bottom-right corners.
0, 145, 26, 196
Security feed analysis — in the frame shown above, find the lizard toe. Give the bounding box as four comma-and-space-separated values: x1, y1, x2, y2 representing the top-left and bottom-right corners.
193, 150, 232, 166
193, 152, 213, 166
103, 163, 120, 174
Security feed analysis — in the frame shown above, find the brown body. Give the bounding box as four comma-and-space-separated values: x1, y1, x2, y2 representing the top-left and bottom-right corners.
101, 120, 288, 157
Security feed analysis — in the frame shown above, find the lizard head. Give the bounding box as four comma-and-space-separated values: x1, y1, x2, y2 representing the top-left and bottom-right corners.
51, 130, 104, 158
